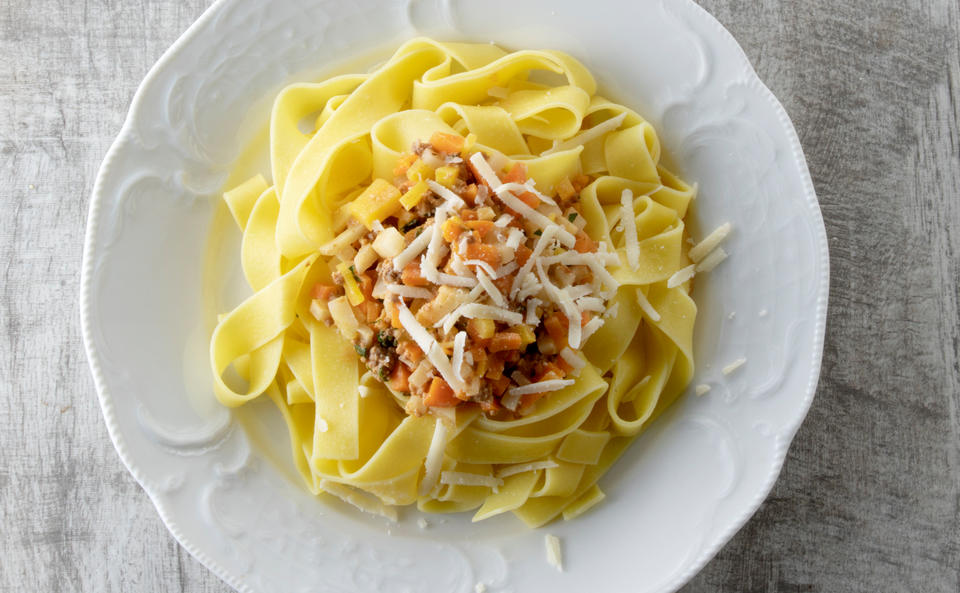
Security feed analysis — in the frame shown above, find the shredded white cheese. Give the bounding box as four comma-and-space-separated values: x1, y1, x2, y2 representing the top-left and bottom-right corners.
421, 208, 448, 283
316, 418, 328, 433
386, 284, 433, 300
695, 384, 711, 396
392, 223, 433, 271
695, 247, 728, 272
454, 303, 524, 325
576, 296, 605, 312
722, 358, 746, 375
475, 268, 506, 307
635, 288, 661, 322
505, 227, 525, 249
667, 264, 696, 289
494, 213, 514, 227
440, 471, 503, 489
418, 419, 449, 496
506, 379, 575, 397
436, 272, 478, 287
580, 315, 604, 343
542, 112, 626, 156
426, 179, 467, 209
558, 347, 586, 372
689, 222, 732, 262
496, 460, 559, 479
620, 189, 640, 268
452, 331, 467, 382
545, 534, 564, 571
525, 298, 542, 325
501, 390, 522, 411
511, 225, 560, 298
537, 259, 582, 348
464, 258, 498, 279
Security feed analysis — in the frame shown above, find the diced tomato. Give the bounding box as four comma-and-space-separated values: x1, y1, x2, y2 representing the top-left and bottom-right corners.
574, 231, 597, 253
311, 283, 338, 301
402, 262, 430, 287
429, 131, 465, 154
388, 363, 412, 392
465, 243, 500, 267
489, 332, 523, 352
502, 162, 528, 184
424, 377, 460, 407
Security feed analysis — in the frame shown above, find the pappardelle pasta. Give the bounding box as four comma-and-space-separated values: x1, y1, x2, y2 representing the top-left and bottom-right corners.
210, 38, 703, 526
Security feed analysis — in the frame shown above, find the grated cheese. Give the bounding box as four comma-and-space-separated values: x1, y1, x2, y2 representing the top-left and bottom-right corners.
421, 208, 449, 282
526, 298, 542, 325
418, 418, 449, 496
695, 247, 727, 272
689, 222, 732, 262
722, 358, 746, 375
505, 227, 525, 249
506, 378, 575, 397
464, 258, 498, 279
580, 316, 604, 343
501, 390, 522, 411
545, 534, 563, 571
667, 264, 696, 289
437, 272, 477, 287
440, 471, 503, 490
542, 112, 627, 156
454, 303, 524, 325
426, 179, 466, 209
620, 189, 640, 268
635, 288, 661, 322
695, 384, 711, 396
316, 418, 328, 433
319, 480, 397, 521
386, 284, 433, 300
496, 460, 559, 479
510, 371, 531, 386
497, 261, 519, 278
559, 347, 586, 371
494, 213, 514, 227
511, 225, 560, 298
537, 259, 582, 348
452, 331, 467, 382
392, 223, 433, 271
476, 268, 506, 307
576, 296, 605, 312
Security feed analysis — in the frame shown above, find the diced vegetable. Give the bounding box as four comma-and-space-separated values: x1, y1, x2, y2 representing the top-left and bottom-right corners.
309, 299, 331, 324
328, 296, 359, 339
400, 180, 429, 210
434, 165, 460, 188
517, 191, 539, 209
388, 363, 411, 392
464, 220, 495, 239
465, 243, 500, 267
406, 159, 433, 183
424, 377, 460, 407
489, 332, 523, 352
442, 217, 464, 243
556, 177, 577, 201
354, 244, 378, 273
429, 131, 465, 154
348, 179, 402, 230
311, 283, 338, 301
543, 313, 568, 350
476, 206, 495, 220
398, 340, 424, 366
393, 153, 418, 177
372, 227, 406, 258
510, 324, 536, 346
336, 261, 365, 306
502, 162, 527, 184
415, 286, 464, 326
466, 318, 496, 340
463, 133, 478, 152
574, 231, 597, 253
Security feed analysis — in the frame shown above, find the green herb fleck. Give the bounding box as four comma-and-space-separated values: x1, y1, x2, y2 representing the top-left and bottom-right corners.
402, 219, 421, 233
377, 331, 397, 349
567, 212, 578, 222
348, 265, 360, 283
378, 367, 390, 380
534, 229, 543, 236
354, 344, 367, 357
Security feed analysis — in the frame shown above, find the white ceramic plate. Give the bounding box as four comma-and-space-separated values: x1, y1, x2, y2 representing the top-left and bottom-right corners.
81, 0, 828, 591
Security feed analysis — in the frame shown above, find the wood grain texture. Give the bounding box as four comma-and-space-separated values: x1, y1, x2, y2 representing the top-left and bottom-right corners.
1, 1, 957, 592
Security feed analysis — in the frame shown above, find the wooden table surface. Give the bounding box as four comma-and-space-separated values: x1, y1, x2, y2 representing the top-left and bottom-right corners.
2, 0, 958, 591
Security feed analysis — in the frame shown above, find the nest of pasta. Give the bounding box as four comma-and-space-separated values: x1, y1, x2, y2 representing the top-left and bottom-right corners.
210, 39, 706, 526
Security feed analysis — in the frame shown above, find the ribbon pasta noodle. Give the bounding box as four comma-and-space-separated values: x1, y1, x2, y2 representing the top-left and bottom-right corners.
210, 38, 699, 526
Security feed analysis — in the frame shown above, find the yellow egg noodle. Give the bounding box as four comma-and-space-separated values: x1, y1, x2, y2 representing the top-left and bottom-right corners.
210, 38, 697, 526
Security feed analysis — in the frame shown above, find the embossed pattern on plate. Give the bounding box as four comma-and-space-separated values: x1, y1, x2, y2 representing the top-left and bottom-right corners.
81, 1, 828, 591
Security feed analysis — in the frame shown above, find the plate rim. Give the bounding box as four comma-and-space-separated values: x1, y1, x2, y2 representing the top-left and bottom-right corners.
79, 0, 829, 591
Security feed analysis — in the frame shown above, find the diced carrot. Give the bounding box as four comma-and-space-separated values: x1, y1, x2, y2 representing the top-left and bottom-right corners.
442, 218, 464, 243
480, 396, 504, 414
402, 262, 430, 287
581, 311, 593, 327
424, 377, 460, 407
491, 375, 511, 397
429, 131, 465, 154
503, 349, 521, 363
543, 314, 568, 350
514, 244, 533, 266
388, 363, 412, 392
518, 392, 547, 414
464, 220, 495, 238
485, 355, 506, 379
358, 272, 375, 300
492, 275, 512, 296
469, 347, 488, 376
489, 332, 523, 352
534, 361, 566, 382
398, 341, 424, 365
518, 191, 540, 209
311, 283, 338, 301
502, 162, 527, 184
463, 184, 478, 205
393, 153, 418, 177
385, 298, 402, 329
362, 300, 381, 323
466, 318, 496, 340
574, 231, 597, 254
556, 357, 574, 375
465, 243, 500, 267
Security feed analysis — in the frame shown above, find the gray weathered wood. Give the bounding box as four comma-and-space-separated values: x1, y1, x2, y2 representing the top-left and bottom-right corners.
1, 0, 957, 591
